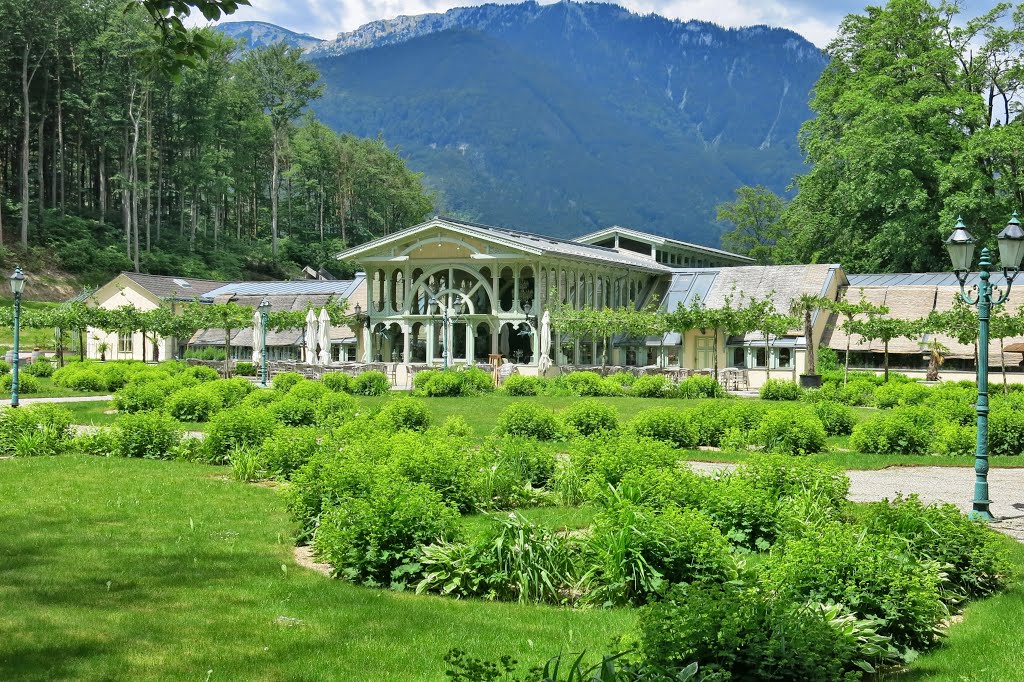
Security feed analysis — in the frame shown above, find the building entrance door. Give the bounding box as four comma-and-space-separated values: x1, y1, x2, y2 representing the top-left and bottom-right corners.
695, 336, 715, 370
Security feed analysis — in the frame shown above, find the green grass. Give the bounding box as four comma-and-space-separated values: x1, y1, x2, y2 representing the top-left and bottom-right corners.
17, 377, 111, 399
460, 506, 600, 540
0, 456, 635, 681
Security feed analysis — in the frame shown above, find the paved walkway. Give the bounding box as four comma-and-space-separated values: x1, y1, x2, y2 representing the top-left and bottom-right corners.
689, 461, 1024, 542
0, 394, 112, 407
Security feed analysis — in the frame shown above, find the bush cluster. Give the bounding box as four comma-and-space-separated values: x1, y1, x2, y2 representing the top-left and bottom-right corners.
413, 368, 494, 397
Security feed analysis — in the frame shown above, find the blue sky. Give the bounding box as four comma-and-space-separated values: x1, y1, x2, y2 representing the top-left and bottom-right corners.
208, 0, 1004, 48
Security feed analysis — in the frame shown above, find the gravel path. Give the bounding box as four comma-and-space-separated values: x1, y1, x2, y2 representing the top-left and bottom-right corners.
688, 461, 1024, 542
0, 395, 112, 406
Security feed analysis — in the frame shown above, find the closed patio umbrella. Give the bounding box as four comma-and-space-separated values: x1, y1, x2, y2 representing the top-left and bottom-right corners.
304, 309, 318, 364
318, 308, 331, 365
538, 310, 552, 374
251, 310, 262, 365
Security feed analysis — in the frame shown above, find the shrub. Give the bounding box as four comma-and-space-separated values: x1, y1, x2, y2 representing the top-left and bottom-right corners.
259, 426, 322, 479
759, 379, 803, 401
235, 361, 256, 377
630, 375, 672, 398
494, 402, 562, 440
557, 371, 608, 397
388, 430, 478, 509
415, 368, 494, 397
441, 414, 473, 438
321, 371, 351, 393
25, 359, 54, 378
675, 375, 725, 399
687, 401, 765, 447
205, 406, 277, 462
851, 406, 933, 455
113, 379, 177, 412
933, 422, 975, 457
581, 503, 736, 606
376, 396, 431, 432
185, 365, 220, 382
0, 404, 74, 456
640, 582, 897, 680
502, 374, 543, 396
812, 400, 855, 436
351, 370, 391, 396
285, 446, 383, 539
462, 367, 495, 394
1, 372, 40, 394
269, 395, 317, 426
572, 434, 680, 492
230, 446, 264, 482
312, 476, 460, 586
99, 363, 134, 391
989, 406, 1024, 457
0, 360, 9, 375
627, 408, 696, 449
562, 399, 619, 436
840, 379, 876, 406
764, 523, 947, 653
315, 391, 359, 428
480, 435, 557, 489
875, 381, 929, 409
860, 495, 1008, 601
753, 408, 827, 455
241, 388, 279, 407
165, 387, 221, 422
113, 411, 182, 459
70, 429, 118, 457
271, 371, 305, 393
738, 454, 850, 509
203, 377, 254, 409
289, 379, 328, 403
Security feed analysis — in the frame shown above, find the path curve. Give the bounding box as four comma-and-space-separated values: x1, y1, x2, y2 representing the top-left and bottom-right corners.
0, 395, 112, 406
689, 462, 1024, 542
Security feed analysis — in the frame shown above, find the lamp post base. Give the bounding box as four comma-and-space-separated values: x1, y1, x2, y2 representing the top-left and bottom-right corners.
968, 508, 997, 523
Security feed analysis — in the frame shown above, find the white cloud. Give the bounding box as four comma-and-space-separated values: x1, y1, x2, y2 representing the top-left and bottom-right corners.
205, 0, 853, 46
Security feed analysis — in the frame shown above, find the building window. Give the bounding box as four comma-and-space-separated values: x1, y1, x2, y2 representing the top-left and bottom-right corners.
118, 334, 133, 354
777, 348, 793, 368
731, 347, 745, 367
754, 347, 767, 368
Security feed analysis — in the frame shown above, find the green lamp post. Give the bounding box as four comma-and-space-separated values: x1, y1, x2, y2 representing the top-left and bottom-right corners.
9, 266, 26, 408
257, 296, 271, 388
428, 285, 466, 370
945, 212, 1024, 521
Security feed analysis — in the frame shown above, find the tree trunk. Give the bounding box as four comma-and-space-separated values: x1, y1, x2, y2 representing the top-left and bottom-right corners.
37, 116, 45, 231
271, 130, 280, 258
1000, 338, 1008, 395
57, 67, 65, 217
130, 94, 142, 273
223, 327, 232, 379
122, 126, 131, 258
145, 99, 152, 251
21, 46, 31, 248
155, 147, 162, 243
844, 323, 851, 387
765, 332, 771, 384
883, 340, 890, 382
98, 146, 106, 225
803, 309, 815, 376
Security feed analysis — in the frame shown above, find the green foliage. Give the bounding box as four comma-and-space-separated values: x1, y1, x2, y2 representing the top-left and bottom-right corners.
2, 372, 40, 394
818, 346, 840, 372
185, 365, 221, 382
874, 381, 929, 409
933, 422, 975, 458
203, 378, 254, 408
717, 184, 788, 264
571, 434, 680, 493
674, 375, 725, 399
501, 374, 544, 396
289, 379, 328, 403
851, 406, 933, 455
413, 368, 494, 397
315, 391, 359, 428
312, 476, 460, 587
0, 361, 9, 376
762, 522, 946, 652
272, 371, 305, 393
860, 495, 1008, 601
630, 375, 672, 398
739, 453, 850, 510
640, 582, 896, 680
24, 359, 54, 378
989, 404, 1024, 457
165, 387, 222, 422
321, 371, 351, 393
351, 370, 391, 396
258, 426, 321, 480
205, 406, 277, 462
269, 395, 317, 426
113, 411, 182, 460
759, 379, 803, 401
562, 399, 619, 437
555, 372, 612, 397
812, 401, 855, 436
0, 404, 74, 457
494, 403, 562, 441
627, 408, 697, 449
235, 362, 257, 377
376, 397, 432, 432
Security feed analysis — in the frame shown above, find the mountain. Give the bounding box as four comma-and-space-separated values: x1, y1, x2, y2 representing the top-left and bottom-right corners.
219, 2, 826, 246
216, 21, 323, 51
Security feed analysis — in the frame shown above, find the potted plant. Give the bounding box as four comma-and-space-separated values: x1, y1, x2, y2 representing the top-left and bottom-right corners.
790, 294, 829, 389
94, 338, 110, 362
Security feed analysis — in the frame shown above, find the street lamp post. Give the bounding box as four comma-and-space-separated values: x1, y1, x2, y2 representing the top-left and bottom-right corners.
257, 297, 271, 388
945, 212, 1024, 521
429, 291, 466, 369
9, 267, 25, 407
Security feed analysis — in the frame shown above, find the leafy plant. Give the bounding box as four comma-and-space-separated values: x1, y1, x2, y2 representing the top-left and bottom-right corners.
494, 403, 562, 441
562, 399, 619, 437
113, 411, 182, 459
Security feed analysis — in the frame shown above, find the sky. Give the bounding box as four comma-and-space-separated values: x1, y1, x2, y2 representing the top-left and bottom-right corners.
205, 0, 1005, 48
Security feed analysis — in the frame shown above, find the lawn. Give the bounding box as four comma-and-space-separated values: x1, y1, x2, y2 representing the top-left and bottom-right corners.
0, 456, 634, 681
2, 455, 1023, 681
0, 299, 61, 352
57, 393, 1024, 470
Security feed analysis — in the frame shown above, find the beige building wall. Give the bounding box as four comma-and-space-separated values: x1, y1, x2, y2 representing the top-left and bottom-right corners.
85, 275, 176, 362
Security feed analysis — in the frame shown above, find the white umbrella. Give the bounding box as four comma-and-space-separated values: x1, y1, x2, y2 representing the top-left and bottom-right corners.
538, 310, 552, 374
304, 309, 318, 365
499, 323, 510, 357
317, 308, 332, 365
251, 310, 262, 365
